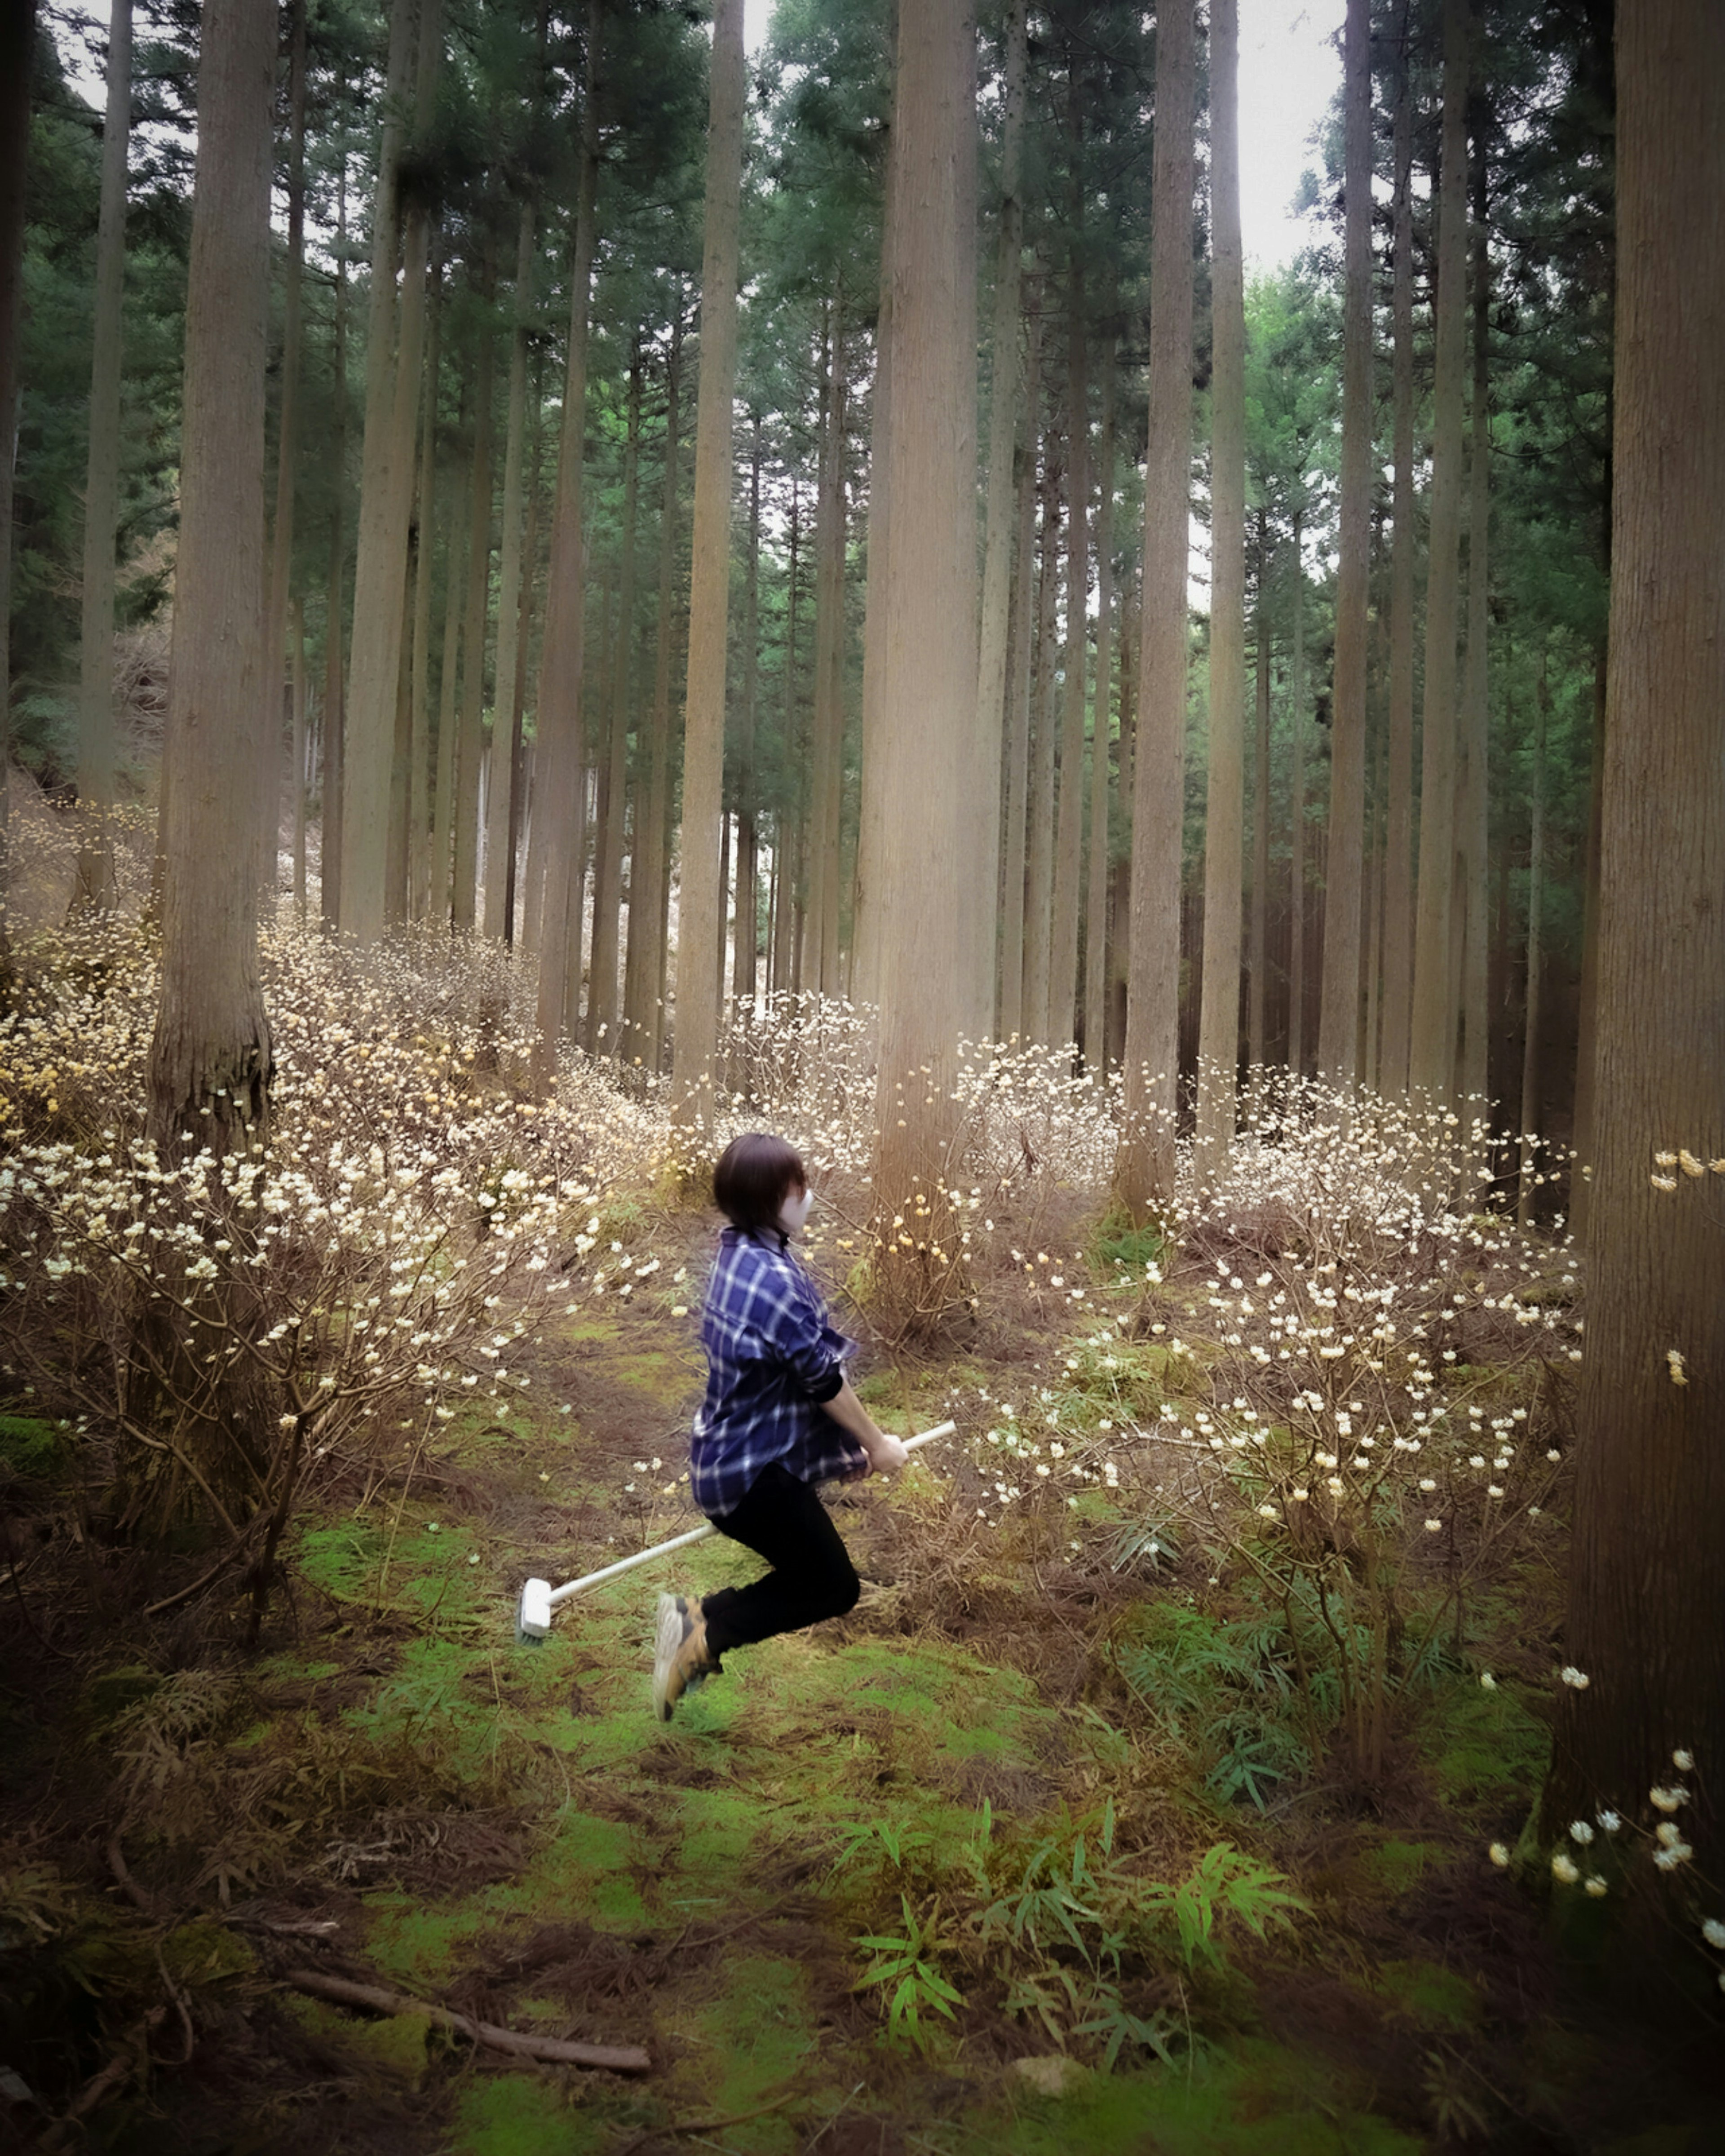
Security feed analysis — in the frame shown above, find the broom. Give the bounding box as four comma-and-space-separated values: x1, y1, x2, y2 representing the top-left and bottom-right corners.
515, 1419, 955, 1643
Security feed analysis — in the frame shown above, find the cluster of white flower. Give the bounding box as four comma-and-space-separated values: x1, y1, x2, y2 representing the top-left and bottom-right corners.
0, 912, 648, 1521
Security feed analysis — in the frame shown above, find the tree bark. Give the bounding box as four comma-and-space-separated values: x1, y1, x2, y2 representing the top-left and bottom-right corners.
997, 297, 1042, 1044
291, 598, 307, 919
732, 412, 763, 1004
0, 0, 39, 970
1407, 0, 1470, 1104
850, 13, 900, 1023
1287, 511, 1308, 1080
1195, 0, 1245, 1183
1543, 0, 1725, 1875
146, 0, 276, 1156
450, 251, 497, 935
1116, 0, 1194, 1216
1083, 336, 1115, 1069
527, 2, 601, 1093
74, 0, 133, 912
1316, 0, 1372, 1089
622, 311, 682, 1069
1458, 137, 1492, 1164
1248, 529, 1270, 1082
483, 199, 536, 939
588, 343, 641, 1050
1379, 0, 1416, 1098
336, 0, 420, 940
319, 164, 349, 933
1516, 665, 1544, 1228
1048, 240, 1090, 1053
672, 0, 746, 1126
1022, 438, 1061, 1043
263, 0, 309, 921
429, 363, 470, 927
771, 482, 802, 998
806, 309, 849, 999
406, 258, 441, 920
1569, 651, 1607, 1241
503, 369, 545, 949
976, 0, 1027, 1047
865, 0, 978, 1322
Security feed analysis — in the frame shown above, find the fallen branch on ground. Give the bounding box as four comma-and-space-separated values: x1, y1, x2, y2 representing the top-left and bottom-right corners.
279, 1966, 650, 2074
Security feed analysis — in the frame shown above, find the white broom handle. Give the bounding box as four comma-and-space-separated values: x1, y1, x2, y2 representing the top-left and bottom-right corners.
545, 1419, 955, 1609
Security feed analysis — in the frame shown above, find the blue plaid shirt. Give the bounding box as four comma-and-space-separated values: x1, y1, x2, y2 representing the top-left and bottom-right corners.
690, 1226, 865, 1516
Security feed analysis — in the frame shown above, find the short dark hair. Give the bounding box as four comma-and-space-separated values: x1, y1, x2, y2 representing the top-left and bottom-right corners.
713, 1133, 806, 1234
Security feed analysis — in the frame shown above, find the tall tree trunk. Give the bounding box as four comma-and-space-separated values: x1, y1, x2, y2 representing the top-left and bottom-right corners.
996, 297, 1042, 1044
483, 199, 536, 939
1569, 652, 1607, 1240
976, 0, 1027, 1046
1083, 336, 1116, 1069
504, 374, 544, 947
1544, 0, 1725, 1874
1022, 440, 1061, 1042
292, 598, 307, 919
146, 0, 275, 1155
74, 0, 133, 912
1316, 0, 1372, 1089
1248, 528, 1271, 1082
1106, 567, 1139, 1071
672, 0, 746, 1124
527, 2, 601, 1091
622, 311, 682, 1068
384, 524, 415, 921
335, 0, 421, 939
1458, 142, 1492, 1163
771, 482, 802, 998
1379, 0, 1416, 1097
1516, 665, 1544, 1228
732, 413, 763, 1004
1407, 0, 1470, 1104
588, 344, 641, 1050
406, 258, 441, 919
0, 0, 39, 974
1287, 510, 1308, 1079
1195, 0, 1245, 1183
807, 310, 849, 999
866, 0, 978, 1318
263, 0, 308, 920
1048, 239, 1090, 1052
1117, 0, 1194, 1216
429, 364, 469, 926
450, 253, 496, 935
849, 3, 900, 1023
1364, 742, 1384, 1093
320, 164, 349, 933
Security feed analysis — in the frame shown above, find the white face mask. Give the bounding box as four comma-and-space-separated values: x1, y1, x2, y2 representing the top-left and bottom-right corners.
778, 1186, 814, 1235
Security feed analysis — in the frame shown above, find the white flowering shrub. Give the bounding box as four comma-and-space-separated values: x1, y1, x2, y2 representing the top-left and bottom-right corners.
0, 912, 651, 1620
1129, 1103, 1576, 1775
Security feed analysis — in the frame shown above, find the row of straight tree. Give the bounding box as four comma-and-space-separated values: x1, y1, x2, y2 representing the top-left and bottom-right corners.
9, 0, 1614, 1196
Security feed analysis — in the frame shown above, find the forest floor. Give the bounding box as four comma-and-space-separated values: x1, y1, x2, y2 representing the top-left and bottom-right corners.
4, 1176, 1723, 2156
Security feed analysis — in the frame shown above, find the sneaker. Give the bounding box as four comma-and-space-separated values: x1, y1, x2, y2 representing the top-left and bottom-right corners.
652, 1592, 716, 1722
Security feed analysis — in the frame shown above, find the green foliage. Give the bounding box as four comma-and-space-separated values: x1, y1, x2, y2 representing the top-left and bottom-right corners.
0, 1413, 66, 1479
1088, 1204, 1172, 1280
1136, 1842, 1308, 1972
853, 1893, 966, 2052
1115, 1606, 1315, 1811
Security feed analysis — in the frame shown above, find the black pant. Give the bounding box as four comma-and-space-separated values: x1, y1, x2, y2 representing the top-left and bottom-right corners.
700, 1461, 861, 1659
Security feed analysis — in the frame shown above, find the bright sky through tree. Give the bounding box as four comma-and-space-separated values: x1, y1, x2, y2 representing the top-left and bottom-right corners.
743, 0, 1345, 273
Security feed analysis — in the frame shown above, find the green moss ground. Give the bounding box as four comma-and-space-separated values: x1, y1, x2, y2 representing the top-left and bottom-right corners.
7, 1258, 1720, 2154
